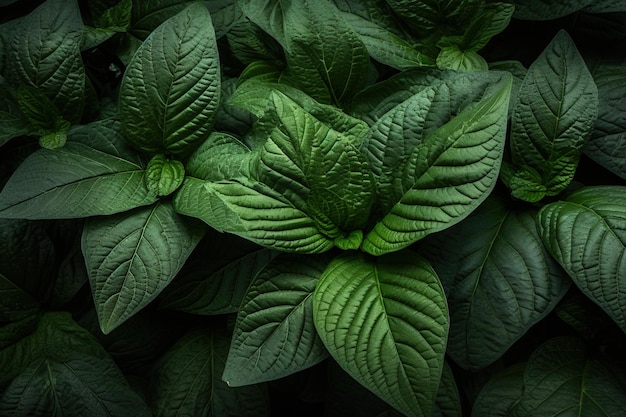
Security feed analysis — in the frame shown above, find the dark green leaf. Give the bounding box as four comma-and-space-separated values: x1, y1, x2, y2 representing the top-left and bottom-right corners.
512, 0, 593, 20
471, 363, 525, 417
223, 254, 329, 386
82, 201, 205, 333
385, 0, 482, 37
130, 0, 192, 39
0, 120, 157, 219
120, 3, 220, 156
314, 251, 449, 417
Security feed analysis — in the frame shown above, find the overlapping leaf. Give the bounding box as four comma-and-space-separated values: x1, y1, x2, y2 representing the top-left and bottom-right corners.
362, 77, 511, 255
537, 186, 626, 333
82, 201, 204, 333
421, 197, 569, 370
313, 251, 449, 417
0, 120, 157, 219
120, 3, 220, 155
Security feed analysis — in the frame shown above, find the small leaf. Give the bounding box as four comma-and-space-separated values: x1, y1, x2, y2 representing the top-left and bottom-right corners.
223, 254, 329, 386
120, 3, 220, 156
313, 251, 449, 417
150, 328, 270, 417
537, 185, 626, 333
362, 77, 512, 255
436, 47, 488, 71
508, 30, 598, 201
145, 154, 185, 197
0, 120, 157, 219
82, 201, 204, 333
421, 197, 570, 371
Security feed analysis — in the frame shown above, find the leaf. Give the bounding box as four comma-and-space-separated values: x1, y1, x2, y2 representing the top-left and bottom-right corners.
463, 2, 515, 51
313, 251, 449, 417
421, 197, 570, 371
584, 1, 626, 12
145, 154, 185, 197
4, 0, 85, 123
205, 0, 245, 38
120, 2, 220, 156
0, 120, 157, 219
0, 111, 30, 148
584, 62, 626, 179
223, 254, 329, 386
537, 185, 626, 334
82, 201, 205, 333
173, 177, 335, 253
436, 47, 488, 71
340, 11, 435, 70
150, 328, 270, 417
433, 362, 462, 417
511, 337, 626, 416
385, 0, 482, 37
511, 0, 593, 20
0, 273, 40, 349
471, 363, 526, 417
184, 131, 250, 181
507, 30, 598, 200
129, 0, 192, 39
159, 233, 279, 315
362, 76, 512, 255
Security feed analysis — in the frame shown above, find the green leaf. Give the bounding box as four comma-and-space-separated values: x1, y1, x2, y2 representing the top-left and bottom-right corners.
82, 201, 204, 333
313, 251, 449, 417
362, 76, 512, 255
584, 1, 626, 12
185, 131, 250, 181
512, 0, 593, 20
0, 120, 157, 219
120, 2, 220, 156
511, 337, 626, 416
471, 363, 526, 417
421, 197, 570, 371
159, 233, 279, 315
173, 177, 335, 253
340, 11, 435, 70
0, 273, 40, 349
205, 0, 245, 38
537, 186, 626, 334
223, 254, 329, 386
507, 30, 598, 201
436, 47, 488, 71
0, 111, 30, 148
463, 2, 515, 51
584, 62, 626, 179
385, 0, 482, 37
434, 362, 462, 417
130, 0, 192, 39
4, 0, 85, 123
150, 328, 270, 417
16, 85, 65, 134
145, 154, 185, 197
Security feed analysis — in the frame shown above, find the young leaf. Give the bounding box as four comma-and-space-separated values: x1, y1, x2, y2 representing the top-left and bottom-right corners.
512, 337, 626, 416
0, 120, 157, 219
313, 251, 449, 417
82, 201, 205, 334
150, 328, 270, 417
120, 2, 220, 156
145, 154, 185, 197
507, 30, 598, 201
4, 0, 85, 123
223, 254, 329, 386
584, 62, 626, 179
436, 47, 488, 71
362, 76, 512, 255
421, 197, 570, 371
537, 186, 626, 334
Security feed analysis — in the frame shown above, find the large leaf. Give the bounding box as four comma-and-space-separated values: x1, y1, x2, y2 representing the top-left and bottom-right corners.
584, 62, 626, 179
82, 201, 204, 333
173, 177, 335, 253
313, 251, 449, 417
514, 337, 626, 416
4, 0, 85, 123
120, 2, 220, 156
130, 0, 192, 39
385, 0, 481, 37
362, 76, 511, 255
0, 120, 157, 219
505, 30, 598, 202
537, 185, 626, 333
471, 364, 526, 417
421, 196, 570, 371
149, 328, 270, 417
223, 254, 329, 386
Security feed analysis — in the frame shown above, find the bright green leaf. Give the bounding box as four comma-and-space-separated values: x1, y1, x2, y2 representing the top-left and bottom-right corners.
150, 328, 270, 417
120, 2, 220, 156
436, 47, 488, 71
313, 251, 449, 417
421, 197, 570, 371
145, 154, 185, 197
82, 201, 205, 333
537, 185, 626, 334
0, 120, 157, 219
184, 131, 250, 181
362, 76, 512, 255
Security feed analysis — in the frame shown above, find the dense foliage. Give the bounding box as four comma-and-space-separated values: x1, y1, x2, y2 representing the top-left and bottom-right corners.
1, 0, 626, 416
